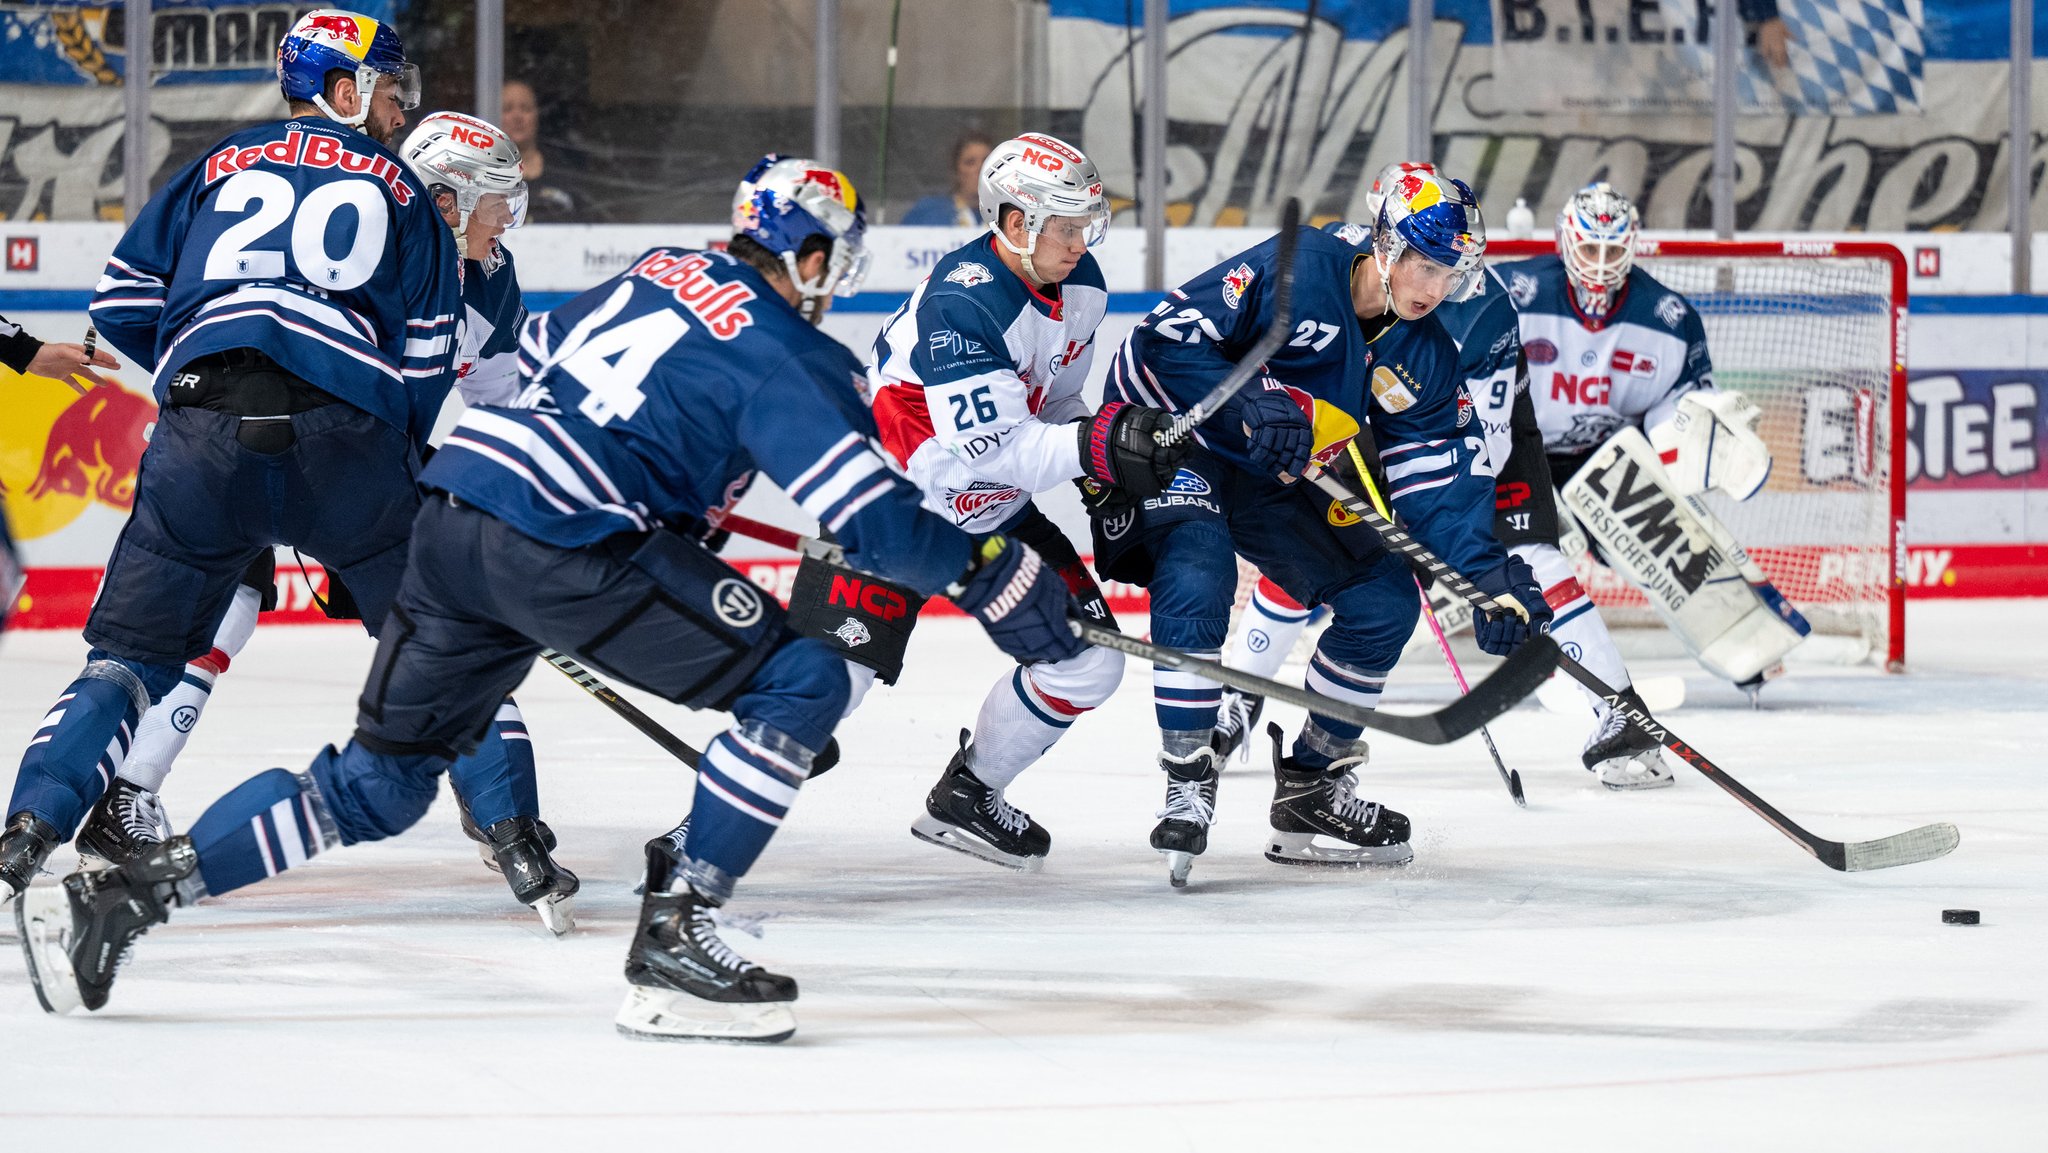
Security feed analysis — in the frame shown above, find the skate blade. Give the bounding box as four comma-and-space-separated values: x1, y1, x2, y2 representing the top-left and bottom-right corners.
1160, 849, 1194, 889
16, 883, 84, 1015
531, 892, 575, 937
1263, 831, 1413, 868
1599, 771, 1677, 792
614, 985, 795, 1044
909, 816, 1045, 873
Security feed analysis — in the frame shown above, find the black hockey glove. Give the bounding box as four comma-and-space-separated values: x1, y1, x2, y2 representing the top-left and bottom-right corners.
1238, 381, 1313, 481
1077, 400, 1188, 500
948, 535, 1087, 665
1471, 555, 1551, 657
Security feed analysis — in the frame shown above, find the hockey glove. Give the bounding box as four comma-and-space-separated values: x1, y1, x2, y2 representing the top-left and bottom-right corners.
1077, 400, 1188, 500
949, 535, 1088, 665
1471, 555, 1551, 657
1238, 382, 1313, 482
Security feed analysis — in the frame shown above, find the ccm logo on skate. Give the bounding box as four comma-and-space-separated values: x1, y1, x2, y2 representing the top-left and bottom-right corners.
828, 575, 910, 621
711, 578, 765, 628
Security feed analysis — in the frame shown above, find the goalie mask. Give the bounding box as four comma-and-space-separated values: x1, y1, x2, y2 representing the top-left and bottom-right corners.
277, 9, 420, 131
977, 133, 1111, 287
1557, 182, 1639, 319
1372, 167, 1486, 308
732, 155, 872, 325
401, 112, 528, 250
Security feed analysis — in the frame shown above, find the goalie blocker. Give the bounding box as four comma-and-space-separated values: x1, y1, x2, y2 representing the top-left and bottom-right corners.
1560, 426, 1806, 684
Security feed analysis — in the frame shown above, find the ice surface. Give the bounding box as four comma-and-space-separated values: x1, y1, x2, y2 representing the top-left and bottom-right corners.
4, 601, 2042, 1149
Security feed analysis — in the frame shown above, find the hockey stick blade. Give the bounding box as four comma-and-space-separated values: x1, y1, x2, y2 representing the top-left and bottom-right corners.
1069, 618, 1556, 744
1158, 198, 1302, 447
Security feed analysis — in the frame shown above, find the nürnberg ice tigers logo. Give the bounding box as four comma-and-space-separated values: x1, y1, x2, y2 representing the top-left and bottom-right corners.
946, 262, 993, 288
831, 617, 872, 647
1655, 293, 1686, 328
1508, 271, 1537, 307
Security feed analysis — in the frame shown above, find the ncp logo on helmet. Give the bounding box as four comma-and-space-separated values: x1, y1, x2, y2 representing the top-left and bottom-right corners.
1556, 182, 1639, 319
401, 111, 529, 254
730, 155, 871, 324
277, 9, 421, 134
977, 133, 1110, 288
1371, 164, 1487, 321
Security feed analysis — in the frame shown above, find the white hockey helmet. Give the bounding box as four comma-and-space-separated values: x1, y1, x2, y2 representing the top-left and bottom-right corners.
1556, 182, 1639, 317
977, 133, 1110, 284
731, 155, 871, 324
1373, 166, 1486, 305
401, 111, 528, 234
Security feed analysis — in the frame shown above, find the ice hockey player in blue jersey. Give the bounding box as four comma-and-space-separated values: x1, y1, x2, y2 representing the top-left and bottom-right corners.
18, 156, 1086, 1045
60, 110, 568, 922
0, 10, 494, 909
869, 133, 1182, 870
1094, 168, 1549, 885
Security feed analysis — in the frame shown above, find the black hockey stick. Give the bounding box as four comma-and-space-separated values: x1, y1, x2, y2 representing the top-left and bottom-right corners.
1156, 197, 1303, 447
1307, 468, 1960, 871
542, 649, 702, 768
1069, 617, 1558, 745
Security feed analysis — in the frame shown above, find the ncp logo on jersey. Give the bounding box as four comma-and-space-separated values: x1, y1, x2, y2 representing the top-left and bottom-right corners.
711, 578, 765, 629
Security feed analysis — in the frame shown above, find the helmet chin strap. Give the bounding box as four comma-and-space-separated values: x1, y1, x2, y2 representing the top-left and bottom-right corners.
994, 227, 1049, 288
780, 252, 832, 326
1373, 249, 1395, 317
313, 68, 376, 129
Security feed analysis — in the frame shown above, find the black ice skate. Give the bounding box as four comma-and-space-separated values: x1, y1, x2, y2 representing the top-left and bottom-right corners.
456, 800, 560, 870
910, 729, 1050, 872
17, 835, 196, 1014
75, 779, 172, 870
1583, 689, 1676, 792
1210, 688, 1266, 765
616, 839, 796, 1044
474, 816, 580, 936
0, 812, 59, 908
1150, 748, 1220, 888
1262, 723, 1412, 867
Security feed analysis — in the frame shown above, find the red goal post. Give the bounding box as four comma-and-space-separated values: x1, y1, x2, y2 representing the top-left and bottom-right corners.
1478, 239, 1909, 672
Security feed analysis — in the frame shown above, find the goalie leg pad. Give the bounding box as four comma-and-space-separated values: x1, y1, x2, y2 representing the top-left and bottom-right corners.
1560, 428, 1803, 683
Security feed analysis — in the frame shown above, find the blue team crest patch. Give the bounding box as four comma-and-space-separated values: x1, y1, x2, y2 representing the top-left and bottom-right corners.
1166, 469, 1212, 496
1456, 392, 1474, 428
1221, 263, 1255, 310
1524, 338, 1558, 365
1655, 293, 1686, 329
946, 262, 993, 288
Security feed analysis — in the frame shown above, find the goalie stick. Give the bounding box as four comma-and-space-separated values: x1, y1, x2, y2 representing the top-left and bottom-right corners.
1155, 197, 1303, 448
1306, 467, 1960, 872
710, 513, 1557, 744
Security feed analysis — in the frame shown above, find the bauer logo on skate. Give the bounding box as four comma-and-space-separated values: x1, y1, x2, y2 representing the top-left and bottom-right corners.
711, 578, 765, 628
203, 129, 416, 204
624, 250, 757, 340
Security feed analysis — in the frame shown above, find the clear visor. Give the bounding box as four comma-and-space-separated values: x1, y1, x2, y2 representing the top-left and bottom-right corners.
1395, 248, 1483, 303
1035, 208, 1111, 250
832, 242, 872, 297
380, 63, 422, 111
468, 184, 528, 230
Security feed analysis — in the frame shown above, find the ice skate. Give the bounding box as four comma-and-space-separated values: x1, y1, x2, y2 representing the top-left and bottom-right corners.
616, 840, 796, 1044
1209, 689, 1265, 765
74, 779, 172, 870
472, 815, 580, 936
0, 812, 59, 910
1262, 724, 1412, 867
1150, 748, 1220, 888
457, 800, 559, 872
1584, 691, 1676, 791
18, 835, 197, 1015
910, 729, 1050, 872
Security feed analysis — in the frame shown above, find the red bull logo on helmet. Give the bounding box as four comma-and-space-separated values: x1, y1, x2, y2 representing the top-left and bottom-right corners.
802, 168, 858, 211
294, 11, 379, 61
303, 13, 364, 43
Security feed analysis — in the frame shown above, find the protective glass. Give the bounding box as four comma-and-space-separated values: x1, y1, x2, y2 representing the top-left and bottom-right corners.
832, 242, 873, 297
473, 185, 529, 230
381, 64, 422, 111
1038, 208, 1111, 249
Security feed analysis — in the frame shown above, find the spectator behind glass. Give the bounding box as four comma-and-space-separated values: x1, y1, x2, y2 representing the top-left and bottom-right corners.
900, 131, 992, 227
501, 79, 579, 221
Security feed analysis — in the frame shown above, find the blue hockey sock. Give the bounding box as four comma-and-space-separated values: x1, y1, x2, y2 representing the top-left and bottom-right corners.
680, 723, 810, 900
187, 767, 338, 897
1292, 646, 1386, 770
8, 669, 143, 837
446, 698, 538, 829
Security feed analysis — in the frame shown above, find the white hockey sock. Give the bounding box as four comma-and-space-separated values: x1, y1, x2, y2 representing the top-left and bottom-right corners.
120, 583, 262, 792
1226, 575, 1312, 680
1521, 544, 1632, 713
966, 669, 1077, 790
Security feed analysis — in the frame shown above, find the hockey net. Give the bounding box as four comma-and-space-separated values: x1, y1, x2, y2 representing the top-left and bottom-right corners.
1227, 240, 1907, 673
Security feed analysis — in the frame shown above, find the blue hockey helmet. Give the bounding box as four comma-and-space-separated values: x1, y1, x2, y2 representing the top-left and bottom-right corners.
277, 9, 420, 129
1373, 166, 1486, 301
731, 155, 871, 322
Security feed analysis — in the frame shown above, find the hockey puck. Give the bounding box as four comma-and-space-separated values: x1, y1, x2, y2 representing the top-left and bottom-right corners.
1941, 909, 1980, 925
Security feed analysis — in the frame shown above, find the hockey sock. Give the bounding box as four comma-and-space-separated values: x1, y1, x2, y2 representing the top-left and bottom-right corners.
186, 767, 338, 896
1151, 651, 1222, 740
9, 664, 147, 838
682, 722, 811, 898
1522, 544, 1632, 711
1226, 576, 1312, 680
1291, 646, 1388, 771
120, 584, 262, 792
967, 667, 1084, 790
445, 698, 539, 829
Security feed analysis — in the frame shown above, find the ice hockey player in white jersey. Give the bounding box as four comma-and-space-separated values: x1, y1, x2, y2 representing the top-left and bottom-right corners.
868, 133, 1185, 869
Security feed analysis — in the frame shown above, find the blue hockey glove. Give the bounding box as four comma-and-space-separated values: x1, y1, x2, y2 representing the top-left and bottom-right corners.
949, 535, 1088, 665
1238, 381, 1312, 481
1472, 555, 1551, 657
